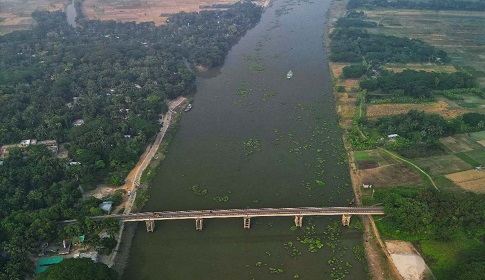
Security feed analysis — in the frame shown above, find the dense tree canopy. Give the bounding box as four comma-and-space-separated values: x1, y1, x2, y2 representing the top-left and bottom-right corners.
329, 28, 448, 64
36, 258, 118, 280
348, 0, 485, 11
0, 1, 262, 188
360, 70, 476, 99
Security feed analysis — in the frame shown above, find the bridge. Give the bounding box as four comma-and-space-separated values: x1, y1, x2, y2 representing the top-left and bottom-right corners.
62, 206, 384, 232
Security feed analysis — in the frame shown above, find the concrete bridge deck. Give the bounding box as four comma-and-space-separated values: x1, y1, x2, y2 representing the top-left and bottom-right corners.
61, 206, 384, 231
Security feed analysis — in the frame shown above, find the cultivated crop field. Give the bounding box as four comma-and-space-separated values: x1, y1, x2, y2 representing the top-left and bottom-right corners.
366, 101, 466, 120
363, 9, 485, 86
0, 0, 68, 34
384, 63, 457, 73
358, 163, 423, 188
82, 0, 265, 25
446, 169, 485, 193
413, 155, 472, 176
440, 134, 484, 153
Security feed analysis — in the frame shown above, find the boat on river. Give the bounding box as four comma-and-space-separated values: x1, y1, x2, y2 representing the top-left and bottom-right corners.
286, 70, 293, 79
184, 103, 192, 112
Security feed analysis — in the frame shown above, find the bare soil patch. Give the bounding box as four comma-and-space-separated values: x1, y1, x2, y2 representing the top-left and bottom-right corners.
329, 62, 350, 78
385, 240, 434, 280
357, 160, 379, 170
0, 0, 68, 34
384, 63, 457, 73
440, 135, 482, 153
446, 169, 485, 193
337, 104, 355, 119
477, 140, 485, 147
358, 163, 423, 188
336, 78, 360, 91
82, 0, 265, 25
367, 101, 466, 120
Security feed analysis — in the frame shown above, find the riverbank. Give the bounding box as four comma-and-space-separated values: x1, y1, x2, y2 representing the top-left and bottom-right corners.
326, 0, 402, 279
97, 97, 186, 271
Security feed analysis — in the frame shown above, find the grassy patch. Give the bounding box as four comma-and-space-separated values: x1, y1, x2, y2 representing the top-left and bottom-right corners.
454, 152, 481, 166
463, 147, 485, 165
468, 131, 485, 141
353, 151, 373, 161
419, 237, 481, 280
413, 155, 472, 176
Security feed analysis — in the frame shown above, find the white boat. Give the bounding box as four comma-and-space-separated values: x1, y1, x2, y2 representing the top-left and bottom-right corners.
286, 70, 293, 79
184, 103, 192, 112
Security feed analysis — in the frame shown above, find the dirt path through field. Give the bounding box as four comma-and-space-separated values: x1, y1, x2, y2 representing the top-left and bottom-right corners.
378, 148, 439, 190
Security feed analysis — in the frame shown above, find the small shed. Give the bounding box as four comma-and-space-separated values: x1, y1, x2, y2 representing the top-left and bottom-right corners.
363, 183, 373, 189
58, 239, 71, 255
72, 119, 85, 126
387, 134, 399, 139
99, 201, 113, 214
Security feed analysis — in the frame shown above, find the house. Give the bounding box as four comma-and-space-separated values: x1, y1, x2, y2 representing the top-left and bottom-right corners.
74, 252, 98, 263
99, 201, 113, 214
37, 140, 58, 155
20, 139, 36, 146
387, 134, 399, 139
0, 145, 16, 159
72, 119, 85, 126
58, 239, 71, 255
72, 235, 85, 246
362, 183, 373, 189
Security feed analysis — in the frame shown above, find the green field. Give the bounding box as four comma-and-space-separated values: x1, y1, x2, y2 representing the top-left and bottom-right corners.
364, 9, 485, 86
468, 131, 485, 141
354, 149, 393, 166
420, 237, 482, 280
464, 147, 485, 165
414, 154, 472, 175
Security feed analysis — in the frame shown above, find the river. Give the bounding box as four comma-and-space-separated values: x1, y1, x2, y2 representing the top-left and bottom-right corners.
123, 0, 366, 279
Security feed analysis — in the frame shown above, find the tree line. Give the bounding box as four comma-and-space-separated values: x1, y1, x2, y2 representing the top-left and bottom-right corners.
348, 0, 485, 12
360, 70, 476, 99
376, 187, 485, 279
329, 27, 449, 64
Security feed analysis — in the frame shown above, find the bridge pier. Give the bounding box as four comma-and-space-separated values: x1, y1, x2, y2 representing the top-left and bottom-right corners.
342, 214, 351, 226
243, 217, 251, 229
145, 220, 155, 232
294, 215, 303, 227
195, 218, 203, 231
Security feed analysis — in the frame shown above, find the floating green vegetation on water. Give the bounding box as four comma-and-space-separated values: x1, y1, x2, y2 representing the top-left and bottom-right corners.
262, 91, 278, 101
265, 251, 272, 256
295, 103, 313, 111
252, 199, 260, 203
249, 64, 266, 72
289, 225, 298, 231
255, 261, 262, 267
303, 181, 314, 190
236, 81, 252, 97
284, 241, 302, 258
269, 267, 284, 274
189, 185, 208, 196
242, 138, 262, 155
315, 180, 325, 187
351, 244, 366, 263
300, 237, 323, 253
213, 195, 230, 202
293, 274, 300, 279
